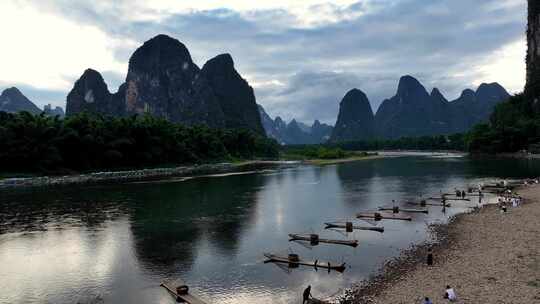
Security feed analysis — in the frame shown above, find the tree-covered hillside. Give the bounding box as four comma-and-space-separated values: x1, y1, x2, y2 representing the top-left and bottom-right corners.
467, 1, 540, 153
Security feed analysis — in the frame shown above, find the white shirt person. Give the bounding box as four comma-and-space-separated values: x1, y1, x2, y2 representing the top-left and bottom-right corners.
444, 285, 457, 301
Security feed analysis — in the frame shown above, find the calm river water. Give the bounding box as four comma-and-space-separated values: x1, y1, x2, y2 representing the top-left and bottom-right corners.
1, 154, 539, 304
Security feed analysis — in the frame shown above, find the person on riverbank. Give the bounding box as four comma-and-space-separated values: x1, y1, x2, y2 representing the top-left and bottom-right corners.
501, 202, 508, 213
303, 285, 312, 304
423, 297, 433, 304
444, 285, 457, 301
512, 196, 518, 208
427, 248, 433, 266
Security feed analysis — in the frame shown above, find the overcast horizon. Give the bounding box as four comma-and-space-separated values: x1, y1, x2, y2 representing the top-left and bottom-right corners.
0, 0, 527, 124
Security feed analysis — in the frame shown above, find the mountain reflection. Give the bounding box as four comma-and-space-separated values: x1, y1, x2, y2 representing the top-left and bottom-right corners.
128, 173, 266, 272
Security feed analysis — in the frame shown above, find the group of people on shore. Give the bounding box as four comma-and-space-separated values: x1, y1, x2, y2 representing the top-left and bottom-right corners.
423, 248, 458, 303
498, 192, 522, 213
422, 285, 457, 303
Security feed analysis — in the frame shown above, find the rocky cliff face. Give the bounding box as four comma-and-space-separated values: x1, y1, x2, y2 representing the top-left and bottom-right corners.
124, 34, 225, 127
0, 87, 41, 114
330, 89, 375, 142
66, 69, 124, 117
376, 76, 510, 139
257, 104, 333, 144
375, 75, 451, 139
67, 34, 263, 133
201, 54, 264, 133
526, 0, 540, 101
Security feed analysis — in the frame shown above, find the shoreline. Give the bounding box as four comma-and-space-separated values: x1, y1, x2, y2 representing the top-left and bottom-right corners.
304, 155, 384, 165
344, 184, 540, 303
0, 160, 297, 190
0, 153, 390, 190
0, 151, 483, 190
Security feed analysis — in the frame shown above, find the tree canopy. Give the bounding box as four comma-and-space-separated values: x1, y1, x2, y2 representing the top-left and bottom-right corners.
0, 111, 278, 174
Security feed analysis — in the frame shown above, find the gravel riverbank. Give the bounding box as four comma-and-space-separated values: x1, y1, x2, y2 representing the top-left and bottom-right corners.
0, 161, 294, 190
347, 184, 540, 303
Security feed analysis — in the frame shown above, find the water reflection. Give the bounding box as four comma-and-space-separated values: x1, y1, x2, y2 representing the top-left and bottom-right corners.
1, 156, 539, 304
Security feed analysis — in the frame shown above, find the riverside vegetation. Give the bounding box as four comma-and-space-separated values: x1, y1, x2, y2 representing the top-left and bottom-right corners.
0, 111, 279, 175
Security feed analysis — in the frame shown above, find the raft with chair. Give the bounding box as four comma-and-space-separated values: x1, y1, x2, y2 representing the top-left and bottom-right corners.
427, 196, 470, 201
378, 206, 429, 214
160, 279, 208, 304
482, 184, 515, 190
263, 253, 347, 272
324, 221, 385, 233
356, 212, 412, 221
288, 233, 358, 247
406, 200, 451, 207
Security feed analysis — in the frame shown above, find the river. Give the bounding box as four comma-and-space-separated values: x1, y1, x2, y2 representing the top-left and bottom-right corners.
1, 154, 539, 304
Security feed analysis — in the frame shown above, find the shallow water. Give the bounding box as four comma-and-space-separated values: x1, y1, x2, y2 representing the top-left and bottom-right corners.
0, 155, 538, 304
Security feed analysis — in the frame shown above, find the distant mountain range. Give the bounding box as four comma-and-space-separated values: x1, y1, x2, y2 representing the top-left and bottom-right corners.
0, 87, 41, 115
0, 87, 64, 117
330, 75, 510, 142
1, 34, 511, 144
258, 104, 333, 144
66, 34, 264, 135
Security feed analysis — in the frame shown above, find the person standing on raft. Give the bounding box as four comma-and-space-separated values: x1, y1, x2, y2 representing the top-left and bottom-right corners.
302, 285, 312, 304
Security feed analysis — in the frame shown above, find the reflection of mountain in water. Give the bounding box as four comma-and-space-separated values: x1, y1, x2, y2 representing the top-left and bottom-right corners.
335, 157, 471, 206
0, 186, 131, 234
128, 174, 266, 273
0, 174, 267, 276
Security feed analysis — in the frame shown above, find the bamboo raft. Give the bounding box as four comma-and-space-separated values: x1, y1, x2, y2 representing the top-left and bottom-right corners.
482, 184, 515, 190
264, 253, 347, 272
465, 193, 484, 196
406, 201, 451, 207
161, 280, 208, 304
428, 197, 470, 201
288, 233, 358, 247
324, 222, 385, 233
356, 212, 412, 221
378, 206, 429, 214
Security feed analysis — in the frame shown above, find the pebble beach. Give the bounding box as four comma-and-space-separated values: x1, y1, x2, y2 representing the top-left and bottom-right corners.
349, 184, 540, 303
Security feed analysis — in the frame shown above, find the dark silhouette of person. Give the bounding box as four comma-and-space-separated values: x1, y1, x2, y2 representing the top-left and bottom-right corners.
303, 285, 312, 304
427, 248, 433, 266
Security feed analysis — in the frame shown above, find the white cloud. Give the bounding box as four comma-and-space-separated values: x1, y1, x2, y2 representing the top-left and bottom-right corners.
0, 0, 528, 120
126, 0, 371, 27
0, 0, 131, 91
475, 38, 526, 94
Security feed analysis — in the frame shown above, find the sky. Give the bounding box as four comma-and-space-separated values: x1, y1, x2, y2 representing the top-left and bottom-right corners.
0, 0, 527, 124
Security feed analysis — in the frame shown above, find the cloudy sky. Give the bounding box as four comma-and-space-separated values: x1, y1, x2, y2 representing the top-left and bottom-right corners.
0, 0, 527, 124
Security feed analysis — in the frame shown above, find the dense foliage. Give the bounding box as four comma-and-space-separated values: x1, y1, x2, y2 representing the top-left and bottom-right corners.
0, 111, 279, 173
282, 135, 465, 158
466, 94, 540, 153
327, 134, 466, 152
281, 146, 354, 160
